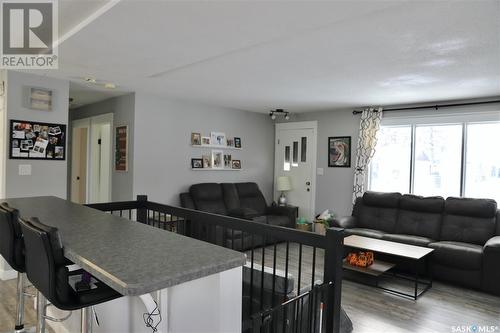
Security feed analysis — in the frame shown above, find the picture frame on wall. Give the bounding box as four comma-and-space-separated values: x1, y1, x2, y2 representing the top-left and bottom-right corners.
191, 132, 202, 145
115, 125, 128, 172
234, 137, 242, 148
211, 150, 224, 169
224, 154, 232, 168
202, 155, 211, 168
191, 158, 203, 169
29, 87, 52, 111
210, 132, 227, 146
9, 120, 66, 160
232, 159, 241, 169
328, 136, 351, 167
201, 136, 211, 145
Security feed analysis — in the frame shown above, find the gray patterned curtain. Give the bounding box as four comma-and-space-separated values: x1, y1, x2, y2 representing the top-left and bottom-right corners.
352, 107, 383, 204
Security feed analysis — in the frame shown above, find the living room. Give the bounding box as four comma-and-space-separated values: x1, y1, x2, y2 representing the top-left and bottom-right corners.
0, 1, 499, 333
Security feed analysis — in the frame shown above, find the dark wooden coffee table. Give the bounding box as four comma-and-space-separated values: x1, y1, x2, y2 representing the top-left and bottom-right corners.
343, 235, 434, 300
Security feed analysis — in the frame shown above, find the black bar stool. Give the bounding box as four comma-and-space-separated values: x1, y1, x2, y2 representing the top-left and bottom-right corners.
19, 217, 122, 333
0, 203, 34, 333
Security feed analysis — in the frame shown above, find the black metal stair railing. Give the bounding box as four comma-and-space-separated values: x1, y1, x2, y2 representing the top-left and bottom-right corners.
87, 195, 344, 333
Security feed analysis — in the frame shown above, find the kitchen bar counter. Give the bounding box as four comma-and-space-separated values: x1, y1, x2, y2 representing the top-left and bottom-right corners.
2, 196, 246, 296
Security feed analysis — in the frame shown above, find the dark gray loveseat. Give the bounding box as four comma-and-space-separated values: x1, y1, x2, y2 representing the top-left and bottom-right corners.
180, 182, 296, 250
332, 191, 500, 295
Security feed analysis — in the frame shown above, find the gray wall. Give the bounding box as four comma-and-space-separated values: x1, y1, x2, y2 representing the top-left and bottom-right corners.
69, 94, 135, 201
5, 71, 69, 199
133, 93, 275, 205
1, 71, 69, 276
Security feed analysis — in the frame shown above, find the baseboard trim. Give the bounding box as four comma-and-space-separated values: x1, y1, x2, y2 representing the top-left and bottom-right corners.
0, 268, 17, 280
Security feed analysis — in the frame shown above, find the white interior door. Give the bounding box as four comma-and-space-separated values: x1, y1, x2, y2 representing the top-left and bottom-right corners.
71, 114, 113, 204
71, 118, 90, 204
89, 114, 113, 203
275, 122, 317, 220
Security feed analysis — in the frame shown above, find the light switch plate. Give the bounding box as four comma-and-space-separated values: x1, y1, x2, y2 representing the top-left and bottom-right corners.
19, 164, 32, 176
317, 168, 324, 175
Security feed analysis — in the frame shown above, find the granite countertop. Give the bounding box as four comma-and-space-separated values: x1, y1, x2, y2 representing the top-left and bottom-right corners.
2, 196, 246, 296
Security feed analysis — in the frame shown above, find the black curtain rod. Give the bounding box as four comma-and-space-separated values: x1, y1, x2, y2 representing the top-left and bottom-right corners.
352, 99, 500, 115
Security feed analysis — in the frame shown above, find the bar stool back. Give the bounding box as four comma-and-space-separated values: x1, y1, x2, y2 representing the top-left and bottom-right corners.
19, 217, 122, 333
0, 203, 32, 333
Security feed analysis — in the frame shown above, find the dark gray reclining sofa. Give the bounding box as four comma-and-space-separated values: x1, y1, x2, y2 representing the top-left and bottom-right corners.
332, 191, 500, 295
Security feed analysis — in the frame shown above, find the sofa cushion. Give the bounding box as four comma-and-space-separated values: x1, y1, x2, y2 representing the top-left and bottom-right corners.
235, 183, 267, 215
382, 234, 434, 247
189, 183, 227, 215
344, 228, 386, 239
446, 197, 497, 217
362, 191, 401, 208
396, 195, 444, 239
355, 191, 401, 233
428, 241, 483, 270
441, 197, 497, 245
221, 183, 241, 211
357, 206, 399, 233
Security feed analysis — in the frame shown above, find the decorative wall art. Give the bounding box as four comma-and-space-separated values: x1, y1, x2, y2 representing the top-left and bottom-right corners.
10, 120, 66, 160
190, 131, 242, 170
191, 132, 201, 145
210, 132, 227, 146
115, 125, 128, 172
29, 87, 52, 111
211, 150, 224, 169
328, 136, 351, 167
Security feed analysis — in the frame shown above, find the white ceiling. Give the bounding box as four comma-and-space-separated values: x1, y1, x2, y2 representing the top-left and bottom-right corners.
36, 0, 500, 112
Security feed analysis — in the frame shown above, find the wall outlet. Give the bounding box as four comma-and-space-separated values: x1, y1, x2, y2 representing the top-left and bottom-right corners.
18, 164, 32, 176
317, 168, 324, 175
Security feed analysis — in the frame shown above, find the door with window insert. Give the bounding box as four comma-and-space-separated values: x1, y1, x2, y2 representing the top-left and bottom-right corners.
275, 122, 317, 220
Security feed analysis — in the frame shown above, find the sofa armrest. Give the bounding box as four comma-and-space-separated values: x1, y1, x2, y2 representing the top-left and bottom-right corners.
266, 206, 296, 228
484, 236, 500, 249
331, 216, 357, 229
482, 236, 500, 296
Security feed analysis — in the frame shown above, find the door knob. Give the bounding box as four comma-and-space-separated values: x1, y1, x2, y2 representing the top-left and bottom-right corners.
306, 181, 311, 186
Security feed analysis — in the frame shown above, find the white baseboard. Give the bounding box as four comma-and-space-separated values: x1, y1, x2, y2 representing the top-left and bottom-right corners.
0, 268, 17, 280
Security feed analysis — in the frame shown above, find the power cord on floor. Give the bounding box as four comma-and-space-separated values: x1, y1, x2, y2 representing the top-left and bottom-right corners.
143, 299, 162, 332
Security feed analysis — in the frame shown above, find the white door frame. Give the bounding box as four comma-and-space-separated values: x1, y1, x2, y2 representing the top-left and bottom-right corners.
71, 113, 113, 203
274, 121, 318, 219
89, 113, 113, 203
71, 118, 91, 203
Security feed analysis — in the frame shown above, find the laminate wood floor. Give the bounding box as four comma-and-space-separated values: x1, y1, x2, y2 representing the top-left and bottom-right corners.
0, 278, 54, 333
245, 243, 500, 333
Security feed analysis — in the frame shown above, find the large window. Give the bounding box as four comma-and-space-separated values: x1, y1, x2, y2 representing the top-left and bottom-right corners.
413, 124, 462, 198
465, 123, 500, 201
369, 126, 412, 193
369, 121, 500, 203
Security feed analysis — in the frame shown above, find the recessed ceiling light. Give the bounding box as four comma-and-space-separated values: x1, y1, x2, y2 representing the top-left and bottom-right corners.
84, 77, 96, 83
104, 83, 116, 89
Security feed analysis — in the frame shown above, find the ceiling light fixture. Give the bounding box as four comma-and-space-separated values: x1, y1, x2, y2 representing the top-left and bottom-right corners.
104, 83, 116, 89
83, 77, 96, 83
269, 109, 290, 121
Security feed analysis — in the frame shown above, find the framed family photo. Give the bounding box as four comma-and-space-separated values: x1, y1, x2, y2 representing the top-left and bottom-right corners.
328, 136, 351, 167
210, 132, 227, 146
191, 132, 201, 145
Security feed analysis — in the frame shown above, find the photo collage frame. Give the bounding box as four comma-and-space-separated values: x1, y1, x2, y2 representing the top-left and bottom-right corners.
10, 120, 66, 160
